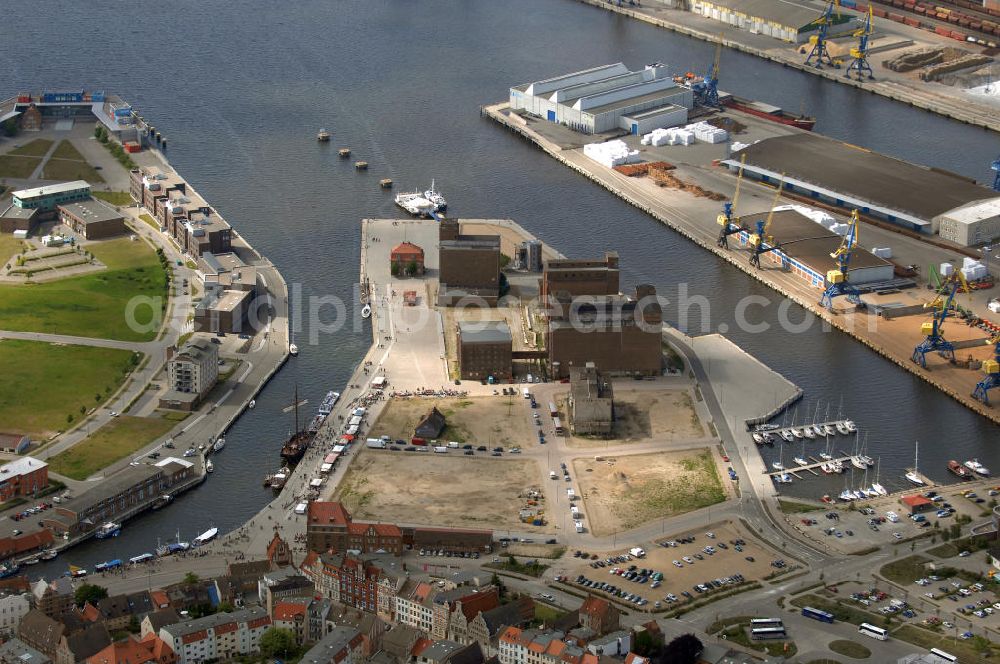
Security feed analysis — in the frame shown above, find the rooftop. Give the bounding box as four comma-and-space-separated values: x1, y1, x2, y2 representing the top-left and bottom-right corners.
458, 320, 512, 345
57, 465, 161, 517
0, 205, 38, 220
58, 198, 123, 224
174, 339, 217, 363
0, 456, 46, 478
159, 606, 268, 638
13, 181, 90, 200
701, 0, 839, 28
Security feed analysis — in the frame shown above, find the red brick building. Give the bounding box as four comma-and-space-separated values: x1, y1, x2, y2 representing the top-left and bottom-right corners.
0, 457, 48, 502
578, 595, 619, 635
391, 242, 425, 277
87, 633, 177, 664
306, 502, 403, 555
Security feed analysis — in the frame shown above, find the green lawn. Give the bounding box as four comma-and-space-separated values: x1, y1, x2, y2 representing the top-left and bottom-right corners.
828, 640, 870, 659
91, 191, 132, 206
0, 339, 139, 438
893, 624, 999, 661
0, 156, 40, 178
47, 415, 174, 480
8, 139, 53, 157
0, 237, 168, 341
139, 214, 159, 230
880, 555, 931, 585
50, 140, 85, 161
778, 499, 823, 513
42, 159, 104, 183
0, 234, 26, 269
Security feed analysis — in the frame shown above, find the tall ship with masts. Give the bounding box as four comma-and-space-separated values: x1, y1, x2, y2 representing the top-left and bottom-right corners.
280, 386, 315, 465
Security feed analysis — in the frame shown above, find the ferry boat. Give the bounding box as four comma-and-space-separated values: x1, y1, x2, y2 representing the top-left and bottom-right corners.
95, 522, 121, 539
40, 550, 57, 561
129, 553, 155, 565
318, 391, 341, 416
308, 414, 327, 434
423, 180, 447, 212
95, 559, 122, 572
151, 494, 173, 510
948, 460, 973, 479
193, 527, 218, 547
965, 459, 990, 477
206, 460, 214, 474
212, 438, 225, 452
361, 304, 372, 319
394, 191, 435, 217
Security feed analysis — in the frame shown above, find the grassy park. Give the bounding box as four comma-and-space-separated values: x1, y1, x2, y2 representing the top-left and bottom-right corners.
0, 237, 168, 341
0, 234, 26, 269
47, 415, 175, 480
0, 339, 140, 438
91, 191, 132, 206
8, 139, 53, 157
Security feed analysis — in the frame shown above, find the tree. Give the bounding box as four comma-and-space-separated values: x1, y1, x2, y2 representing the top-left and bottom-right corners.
183, 572, 199, 585
260, 627, 296, 659
406, 260, 418, 276
490, 572, 506, 599
1, 118, 18, 138
74, 583, 108, 607
633, 629, 661, 657
659, 634, 703, 664
390, 261, 400, 277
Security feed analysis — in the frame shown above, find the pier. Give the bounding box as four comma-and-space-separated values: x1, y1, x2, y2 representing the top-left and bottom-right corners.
765, 455, 856, 478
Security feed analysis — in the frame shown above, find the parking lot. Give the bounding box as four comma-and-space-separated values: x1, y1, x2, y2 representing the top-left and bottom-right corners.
555, 522, 786, 610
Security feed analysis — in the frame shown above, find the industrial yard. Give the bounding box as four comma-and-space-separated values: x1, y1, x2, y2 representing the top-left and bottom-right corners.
555, 387, 706, 447
370, 395, 541, 448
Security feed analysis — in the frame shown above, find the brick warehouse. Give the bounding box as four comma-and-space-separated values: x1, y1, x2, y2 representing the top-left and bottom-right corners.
457, 321, 512, 381
438, 220, 501, 306
540, 252, 620, 303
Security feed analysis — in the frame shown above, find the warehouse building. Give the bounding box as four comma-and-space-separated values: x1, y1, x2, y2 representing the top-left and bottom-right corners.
510, 63, 693, 135
725, 134, 1000, 244
438, 220, 501, 306
568, 363, 615, 436
733, 208, 894, 287
457, 321, 513, 381
690, 0, 857, 43
57, 199, 126, 240
935, 199, 1000, 247
541, 252, 620, 304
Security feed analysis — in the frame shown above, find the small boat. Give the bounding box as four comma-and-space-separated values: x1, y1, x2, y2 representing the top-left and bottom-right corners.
248, 400, 256, 410
755, 423, 780, 432
317, 128, 331, 142
423, 180, 447, 212
289, 343, 299, 356
860, 455, 874, 467
206, 460, 214, 473
803, 427, 816, 440
213, 438, 225, 452
751, 432, 764, 445
836, 422, 851, 435
0, 562, 22, 578
773, 473, 793, 484
811, 425, 825, 437
394, 190, 435, 217
762, 433, 775, 445
844, 420, 857, 433
361, 304, 372, 319
772, 461, 785, 471
819, 452, 833, 461
193, 527, 218, 547
820, 463, 833, 474
821, 494, 833, 504
872, 483, 888, 496
22, 556, 40, 566
823, 424, 836, 436
151, 494, 173, 510
40, 550, 57, 561
780, 430, 795, 443
965, 459, 990, 477
794, 457, 808, 466
270, 472, 289, 490
851, 456, 867, 471
948, 460, 972, 479
95, 522, 121, 539
338, 147, 351, 158
791, 428, 804, 439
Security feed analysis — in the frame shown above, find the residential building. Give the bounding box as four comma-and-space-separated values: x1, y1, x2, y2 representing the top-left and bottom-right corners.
585, 630, 630, 656
578, 597, 618, 636
391, 242, 426, 277
164, 338, 219, 407
55, 622, 112, 664
547, 285, 662, 379
449, 595, 533, 650
259, 571, 314, 615
96, 591, 155, 631
157, 607, 271, 664
141, 610, 181, 640
199, 252, 260, 293
324, 602, 385, 656
12, 182, 91, 213
17, 611, 64, 659
57, 199, 126, 240
395, 582, 436, 634
540, 253, 619, 303
431, 588, 498, 641
305, 502, 404, 556
300, 626, 364, 664
192, 283, 256, 335
86, 634, 177, 664
0, 592, 32, 638
299, 552, 404, 621
438, 221, 501, 306
382, 624, 423, 661
457, 321, 512, 381
567, 364, 614, 436
0, 457, 48, 501
496, 628, 598, 664
0, 638, 50, 664
416, 640, 484, 664
31, 578, 74, 619
273, 600, 309, 644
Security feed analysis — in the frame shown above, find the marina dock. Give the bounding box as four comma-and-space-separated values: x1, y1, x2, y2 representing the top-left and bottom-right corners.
765, 455, 856, 478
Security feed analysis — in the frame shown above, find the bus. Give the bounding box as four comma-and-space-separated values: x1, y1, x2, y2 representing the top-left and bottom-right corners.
801, 606, 835, 624
750, 627, 786, 640
928, 648, 957, 663
857, 623, 888, 641
750, 618, 783, 628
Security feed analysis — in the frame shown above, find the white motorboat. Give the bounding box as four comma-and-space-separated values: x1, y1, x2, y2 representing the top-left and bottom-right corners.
793, 457, 808, 466
811, 425, 825, 437
964, 459, 991, 477
773, 473, 793, 484
836, 422, 850, 435
752, 432, 764, 445
844, 419, 857, 433
206, 460, 214, 473
762, 433, 775, 444
289, 343, 299, 356
423, 179, 447, 212
780, 430, 795, 442
361, 304, 372, 319
213, 438, 225, 452
395, 191, 435, 217
95, 522, 121, 539
193, 527, 218, 547
803, 427, 816, 439
248, 400, 256, 410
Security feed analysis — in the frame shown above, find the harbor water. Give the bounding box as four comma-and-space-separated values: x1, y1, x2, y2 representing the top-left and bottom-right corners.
2, 0, 997, 576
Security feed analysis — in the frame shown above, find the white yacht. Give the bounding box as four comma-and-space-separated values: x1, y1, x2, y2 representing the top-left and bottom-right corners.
423, 180, 447, 212
95, 522, 121, 539
819, 451, 833, 461
772, 461, 785, 471
844, 419, 857, 433
965, 459, 990, 476
206, 460, 214, 473
803, 427, 816, 439
780, 430, 795, 443
361, 304, 372, 319
872, 483, 887, 496
751, 432, 764, 445
793, 457, 808, 467
395, 191, 435, 217
791, 428, 804, 439
773, 473, 792, 484
905, 471, 924, 485
212, 438, 225, 453
248, 400, 256, 410
836, 422, 851, 435
823, 424, 837, 436
851, 456, 867, 471
289, 343, 299, 356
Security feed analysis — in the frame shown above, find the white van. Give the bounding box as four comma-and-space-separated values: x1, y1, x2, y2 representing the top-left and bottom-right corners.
434, 446, 448, 454
523, 388, 531, 399
575, 520, 584, 533
294, 503, 308, 515
550, 471, 558, 480
447, 441, 460, 448
629, 547, 646, 558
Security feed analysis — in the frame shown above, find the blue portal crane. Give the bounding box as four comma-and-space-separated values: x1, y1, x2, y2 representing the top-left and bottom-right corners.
717, 154, 747, 249
805, 1, 842, 69
819, 210, 867, 310
694, 42, 722, 109
844, 6, 875, 81
911, 273, 970, 369
973, 335, 1000, 404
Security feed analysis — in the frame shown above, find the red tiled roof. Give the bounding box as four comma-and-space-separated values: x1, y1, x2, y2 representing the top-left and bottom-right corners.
150, 591, 169, 608
412, 582, 433, 603
499, 626, 522, 643
902, 495, 933, 507
392, 242, 424, 256
81, 603, 101, 622
308, 501, 352, 525
140, 632, 176, 663
88, 634, 176, 664
215, 621, 238, 635
273, 602, 307, 621
458, 588, 499, 621
412, 638, 434, 657
301, 550, 320, 571
579, 596, 609, 617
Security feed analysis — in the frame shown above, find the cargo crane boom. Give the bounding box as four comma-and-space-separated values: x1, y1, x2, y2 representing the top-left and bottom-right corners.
911, 273, 970, 369
717, 154, 747, 249
805, 0, 842, 70
748, 177, 785, 269
695, 42, 722, 109
845, 5, 875, 81
819, 209, 867, 310
973, 336, 1000, 404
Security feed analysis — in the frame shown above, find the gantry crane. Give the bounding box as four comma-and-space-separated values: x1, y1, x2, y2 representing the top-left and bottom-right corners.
717, 155, 747, 249
992, 155, 1000, 191
819, 209, 867, 310
694, 42, 722, 109
911, 272, 970, 369
844, 5, 875, 81
973, 335, 1000, 404
748, 177, 785, 269
805, 0, 842, 69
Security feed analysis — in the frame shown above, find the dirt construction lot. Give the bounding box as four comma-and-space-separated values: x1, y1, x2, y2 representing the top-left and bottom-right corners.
573, 449, 726, 537
372, 396, 538, 448
557, 388, 705, 448
334, 448, 551, 531
564, 522, 783, 606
